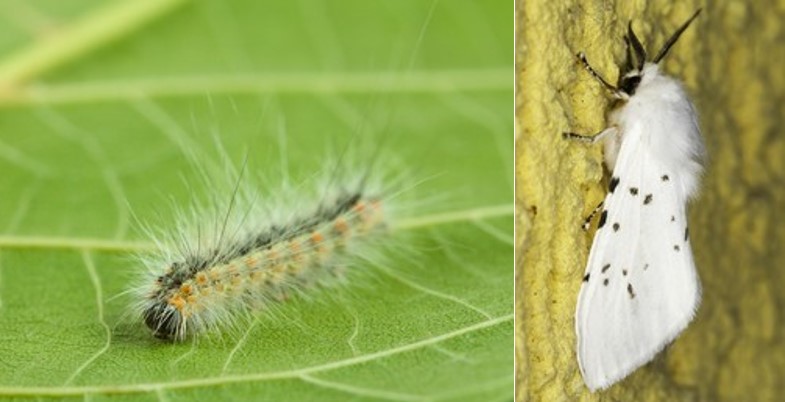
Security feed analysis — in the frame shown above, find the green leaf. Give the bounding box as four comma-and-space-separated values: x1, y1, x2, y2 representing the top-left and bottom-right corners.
0, 1, 511, 401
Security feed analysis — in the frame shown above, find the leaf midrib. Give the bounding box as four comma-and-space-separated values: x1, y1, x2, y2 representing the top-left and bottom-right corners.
0, 314, 512, 397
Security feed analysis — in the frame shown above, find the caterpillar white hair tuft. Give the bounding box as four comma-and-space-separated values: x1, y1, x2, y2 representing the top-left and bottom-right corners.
564, 9, 705, 391
129, 139, 409, 341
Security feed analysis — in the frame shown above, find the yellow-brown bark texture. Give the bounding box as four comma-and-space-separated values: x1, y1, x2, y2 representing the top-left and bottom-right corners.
516, 1, 785, 401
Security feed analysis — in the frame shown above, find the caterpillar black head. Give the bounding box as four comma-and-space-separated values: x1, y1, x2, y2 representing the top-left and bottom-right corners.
143, 301, 182, 340
142, 268, 188, 340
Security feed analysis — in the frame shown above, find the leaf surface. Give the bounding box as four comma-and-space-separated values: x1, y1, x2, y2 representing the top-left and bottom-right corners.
0, 1, 511, 401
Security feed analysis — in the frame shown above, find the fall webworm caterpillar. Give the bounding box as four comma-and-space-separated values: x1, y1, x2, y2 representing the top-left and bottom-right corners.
565, 10, 705, 391
124, 0, 445, 343
129, 128, 414, 341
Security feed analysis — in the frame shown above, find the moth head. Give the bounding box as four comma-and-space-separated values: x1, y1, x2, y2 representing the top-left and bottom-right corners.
616, 9, 702, 98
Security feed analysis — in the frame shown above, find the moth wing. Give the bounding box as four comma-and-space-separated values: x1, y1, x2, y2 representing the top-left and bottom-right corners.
575, 128, 701, 391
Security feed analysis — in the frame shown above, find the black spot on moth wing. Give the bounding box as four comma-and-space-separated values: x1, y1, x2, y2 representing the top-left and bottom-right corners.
644, 194, 653, 205
643, 263, 649, 270
598, 210, 608, 229
612, 222, 620, 232
622, 269, 628, 276
583, 273, 591, 282
674, 245, 681, 251
661, 174, 670, 181
603, 278, 609, 286
601, 263, 611, 273
629, 187, 639, 195
671, 215, 676, 222
609, 177, 620, 193
685, 227, 689, 241
627, 283, 636, 298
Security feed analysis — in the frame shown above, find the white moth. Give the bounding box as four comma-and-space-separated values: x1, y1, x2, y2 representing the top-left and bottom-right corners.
566, 10, 705, 391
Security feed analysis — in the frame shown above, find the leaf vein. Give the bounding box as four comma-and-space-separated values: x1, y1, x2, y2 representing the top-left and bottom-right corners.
64, 251, 113, 385
0, 314, 512, 396
377, 265, 493, 320
0, 69, 510, 106
298, 373, 425, 402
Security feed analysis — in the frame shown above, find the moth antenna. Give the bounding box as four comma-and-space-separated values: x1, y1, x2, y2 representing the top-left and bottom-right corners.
627, 21, 647, 69
653, 9, 702, 64
621, 35, 635, 74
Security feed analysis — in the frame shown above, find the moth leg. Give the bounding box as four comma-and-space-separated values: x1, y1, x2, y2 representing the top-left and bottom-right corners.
563, 127, 617, 144
582, 200, 604, 231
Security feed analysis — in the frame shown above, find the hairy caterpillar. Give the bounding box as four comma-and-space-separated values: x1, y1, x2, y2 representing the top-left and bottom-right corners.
131, 146, 403, 341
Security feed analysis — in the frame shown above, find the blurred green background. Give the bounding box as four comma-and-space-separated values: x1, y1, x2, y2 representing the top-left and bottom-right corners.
0, 1, 511, 401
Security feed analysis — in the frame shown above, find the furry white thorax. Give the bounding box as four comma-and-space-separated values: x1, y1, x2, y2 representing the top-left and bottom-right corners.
605, 63, 705, 196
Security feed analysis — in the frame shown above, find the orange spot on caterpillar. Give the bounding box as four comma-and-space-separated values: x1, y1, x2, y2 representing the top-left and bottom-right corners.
168, 295, 186, 311
352, 201, 366, 213
196, 272, 208, 285
244, 255, 259, 267
180, 284, 193, 295
186, 295, 197, 304
215, 283, 225, 293
334, 218, 349, 235
308, 232, 329, 255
